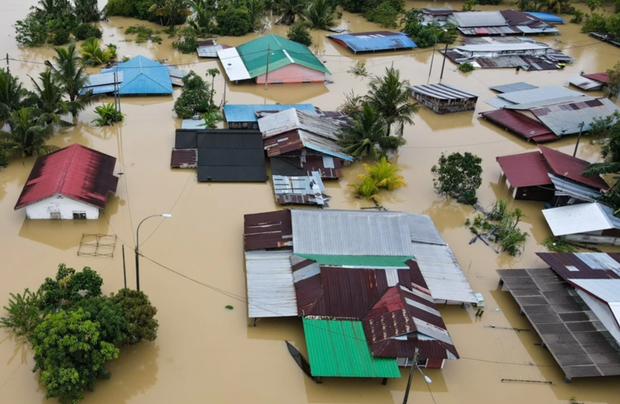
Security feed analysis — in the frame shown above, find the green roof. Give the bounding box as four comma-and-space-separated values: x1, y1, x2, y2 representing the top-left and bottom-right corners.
296, 254, 413, 267
303, 318, 401, 378
236, 34, 331, 78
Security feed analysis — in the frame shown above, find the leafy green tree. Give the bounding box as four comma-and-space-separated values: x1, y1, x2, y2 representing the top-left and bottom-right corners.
215, 8, 252, 36
172, 26, 200, 53
359, 157, 406, 191
149, 0, 192, 31
0, 69, 35, 123
287, 21, 313, 46
29, 309, 119, 404
402, 10, 457, 48
0, 108, 58, 158
37, 264, 104, 312
606, 62, 620, 99
305, 0, 337, 29
570, 10, 584, 24
586, 0, 603, 13
366, 1, 400, 28
273, 0, 309, 25
69, 297, 126, 344
458, 62, 475, 73
245, 0, 267, 30
92, 103, 124, 126
338, 102, 406, 159
431, 152, 483, 205
0, 148, 8, 167
111, 289, 159, 345
73, 23, 103, 40
605, 14, 620, 42
462, 0, 476, 11
188, 0, 217, 35
207, 68, 220, 106
0, 289, 44, 337
581, 13, 608, 34
73, 0, 101, 22
173, 71, 215, 118
366, 66, 417, 137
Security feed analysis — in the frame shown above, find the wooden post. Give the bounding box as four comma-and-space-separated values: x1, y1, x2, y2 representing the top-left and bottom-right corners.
440, 43, 449, 80
402, 348, 419, 404
573, 122, 585, 157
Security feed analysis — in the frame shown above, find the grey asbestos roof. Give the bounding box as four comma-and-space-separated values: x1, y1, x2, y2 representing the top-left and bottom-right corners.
498, 86, 582, 105
531, 98, 620, 136
449, 11, 506, 27
490, 82, 539, 93
410, 83, 478, 100
406, 213, 447, 246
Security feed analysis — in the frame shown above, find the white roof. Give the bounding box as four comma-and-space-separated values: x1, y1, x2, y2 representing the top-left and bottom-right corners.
456, 43, 549, 52
244, 250, 298, 318
542, 203, 620, 236
571, 279, 620, 304
449, 11, 506, 27
568, 76, 605, 91
217, 47, 251, 81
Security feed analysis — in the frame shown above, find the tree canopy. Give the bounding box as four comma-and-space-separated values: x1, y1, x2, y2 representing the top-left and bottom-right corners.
431, 152, 483, 205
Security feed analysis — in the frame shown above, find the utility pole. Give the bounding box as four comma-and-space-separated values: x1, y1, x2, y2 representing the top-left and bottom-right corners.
573, 121, 585, 157
122, 244, 127, 289
439, 43, 449, 80
264, 45, 271, 90
402, 348, 419, 404
5, 53, 9, 73
428, 36, 437, 77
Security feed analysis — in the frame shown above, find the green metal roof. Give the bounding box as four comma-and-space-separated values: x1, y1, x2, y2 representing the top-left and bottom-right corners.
236, 34, 331, 78
296, 254, 413, 267
303, 318, 401, 378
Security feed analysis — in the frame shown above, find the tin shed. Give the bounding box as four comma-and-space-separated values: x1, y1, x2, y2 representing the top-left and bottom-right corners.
410, 83, 478, 114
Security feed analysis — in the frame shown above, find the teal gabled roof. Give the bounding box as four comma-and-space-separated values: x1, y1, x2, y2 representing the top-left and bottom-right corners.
296, 254, 413, 268
236, 34, 330, 78
303, 318, 401, 378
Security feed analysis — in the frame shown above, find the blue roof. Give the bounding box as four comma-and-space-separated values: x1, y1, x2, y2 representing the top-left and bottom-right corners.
106, 55, 173, 95
223, 104, 317, 123
328, 31, 417, 53
525, 12, 565, 23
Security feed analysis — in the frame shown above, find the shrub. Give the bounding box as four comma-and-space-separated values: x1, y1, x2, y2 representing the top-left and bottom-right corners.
0, 148, 8, 167
172, 26, 199, 54
359, 157, 406, 190
110, 289, 159, 345
0, 289, 43, 337
287, 21, 312, 46
92, 103, 124, 126
581, 13, 608, 34
15, 15, 49, 47
543, 236, 576, 252
349, 176, 381, 201
570, 10, 584, 24
366, 1, 400, 28
458, 62, 475, 73
215, 8, 252, 36
431, 152, 483, 205
349, 61, 368, 77
74, 23, 103, 40
51, 29, 71, 45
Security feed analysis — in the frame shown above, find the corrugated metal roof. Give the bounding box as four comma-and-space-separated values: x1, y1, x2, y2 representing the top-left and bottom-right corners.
217, 47, 252, 81
236, 34, 330, 78
302, 318, 401, 378
582, 72, 609, 83
498, 86, 582, 106
15, 144, 118, 210
295, 254, 412, 268
244, 210, 293, 250
449, 11, 506, 27
270, 155, 342, 179
223, 104, 316, 123
539, 146, 608, 190
259, 108, 340, 140
290, 210, 414, 256
496, 151, 552, 188
84, 71, 124, 87
549, 174, 602, 202
456, 42, 549, 52
245, 250, 297, 318
573, 253, 620, 272
525, 12, 565, 23
406, 213, 446, 246
409, 244, 477, 303
537, 252, 620, 280
490, 82, 539, 95
105, 56, 174, 95
328, 31, 417, 53
197, 42, 223, 57
571, 279, 620, 304
531, 98, 620, 136
272, 172, 327, 206
410, 83, 478, 100
516, 25, 559, 34
480, 109, 557, 143
542, 203, 620, 236
181, 119, 206, 129
263, 129, 353, 161
568, 76, 604, 91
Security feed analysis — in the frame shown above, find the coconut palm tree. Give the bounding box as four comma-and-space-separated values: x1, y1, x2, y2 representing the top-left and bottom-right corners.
0, 69, 35, 123
30, 70, 86, 126
80, 38, 117, 66
45, 44, 94, 116
0, 108, 58, 158
245, 0, 267, 30
366, 66, 418, 137
148, 0, 192, 32
338, 102, 406, 160
359, 157, 406, 191
305, 0, 337, 30
349, 176, 380, 202
273, 0, 309, 25
188, 0, 217, 35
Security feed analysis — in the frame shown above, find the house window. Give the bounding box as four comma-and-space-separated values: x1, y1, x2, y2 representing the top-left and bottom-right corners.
73, 212, 87, 220
50, 211, 61, 220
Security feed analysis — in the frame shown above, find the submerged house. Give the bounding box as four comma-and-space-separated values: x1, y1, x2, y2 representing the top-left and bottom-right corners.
82, 55, 185, 95
497, 252, 620, 380
328, 31, 417, 53
242, 209, 475, 375
410, 83, 478, 114
447, 10, 559, 36
15, 144, 118, 220
196, 39, 230, 58
217, 34, 330, 84
222, 103, 317, 130
496, 145, 608, 202
542, 203, 620, 245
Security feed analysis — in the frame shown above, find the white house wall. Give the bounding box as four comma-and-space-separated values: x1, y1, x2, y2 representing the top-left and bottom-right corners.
24, 194, 100, 220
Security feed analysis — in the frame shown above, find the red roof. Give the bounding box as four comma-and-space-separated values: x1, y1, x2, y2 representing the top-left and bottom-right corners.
480, 109, 557, 143
15, 144, 118, 210
582, 72, 609, 83
539, 146, 609, 190
496, 151, 552, 188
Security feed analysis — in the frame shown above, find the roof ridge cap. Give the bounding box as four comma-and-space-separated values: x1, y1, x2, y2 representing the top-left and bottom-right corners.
57, 144, 80, 195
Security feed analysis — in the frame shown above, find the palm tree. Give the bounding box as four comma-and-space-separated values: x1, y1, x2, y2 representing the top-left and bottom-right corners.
30, 70, 87, 126
366, 66, 418, 137
338, 102, 406, 160
359, 157, 406, 190
245, 0, 267, 30
188, 0, 216, 35
0, 69, 35, 123
148, 0, 192, 32
273, 0, 309, 25
349, 176, 380, 202
305, 0, 337, 30
0, 108, 58, 158
80, 38, 117, 66
45, 44, 94, 115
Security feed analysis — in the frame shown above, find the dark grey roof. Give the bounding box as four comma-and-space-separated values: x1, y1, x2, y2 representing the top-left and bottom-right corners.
490, 82, 539, 93
410, 83, 478, 100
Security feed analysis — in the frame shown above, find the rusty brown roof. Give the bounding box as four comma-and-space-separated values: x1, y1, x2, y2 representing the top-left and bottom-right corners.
244, 210, 293, 250
170, 148, 197, 168
537, 252, 620, 281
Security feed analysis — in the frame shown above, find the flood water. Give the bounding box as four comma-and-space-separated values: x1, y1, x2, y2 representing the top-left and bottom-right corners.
2, 1, 620, 403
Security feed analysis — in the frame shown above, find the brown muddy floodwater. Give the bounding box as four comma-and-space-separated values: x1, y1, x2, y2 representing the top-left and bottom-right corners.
2, 1, 620, 403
